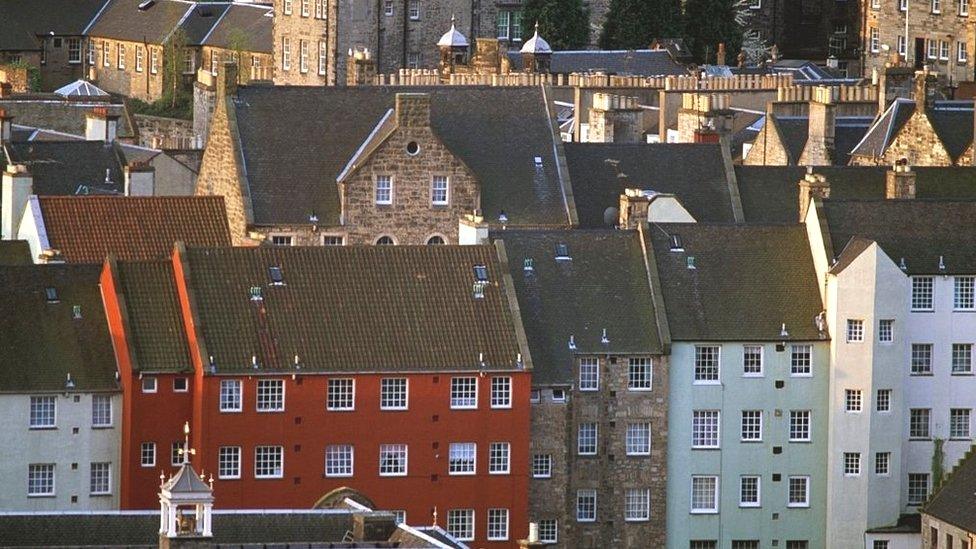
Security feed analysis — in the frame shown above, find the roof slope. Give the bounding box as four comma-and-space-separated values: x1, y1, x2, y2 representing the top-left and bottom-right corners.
649, 223, 825, 341
4, 141, 124, 196
88, 0, 226, 44
116, 261, 192, 372
0, 264, 118, 392
234, 86, 568, 227
851, 100, 974, 161
565, 143, 734, 226
38, 196, 231, 263
0, 240, 32, 265
0, 0, 107, 50
507, 49, 688, 76
821, 200, 976, 275
185, 245, 526, 373
497, 229, 661, 385
201, 3, 272, 53
924, 448, 976, 532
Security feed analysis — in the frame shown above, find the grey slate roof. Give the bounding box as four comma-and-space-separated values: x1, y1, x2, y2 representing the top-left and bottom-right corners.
3, 141, 124, 197
0, 0, 107, 51
201, 3, 273, 53
762, 115, 872, 166
163, 462, 212, 493
820, 200, 976, 275
924, 448, 976, 533
564, 142, 735, 226
496, 229, 661, 386
850, 99, 974, 162
0, 264, 119, 393
506, 49, 689, 76
88, 0, 228, 45
649, 223, 825, 341
233, 85, 569, 227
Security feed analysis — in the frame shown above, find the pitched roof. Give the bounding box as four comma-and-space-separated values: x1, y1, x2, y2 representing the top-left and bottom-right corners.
0, 240, 32, 265
3, 141, 125, 196
564, 143, 735, 226
850, 99, 974, 162
200, 3, 272, 53
88, 0, 229, 45
649, 223, 825, 341
924, 448, 976, 532
0, 0, 107, 51
232, 86, 569, 227
762, 115, 872, 166
820, 199, 976, 275
496, 229, 661, 385
115, 261, 192, 372
0, 99, 135, 140
37, 196, 231, 263
163, 462, 213, 494
0, 264, 118, 393
506, 49, 688, 76
54, 80, 110, 98
183, 245, 528, 373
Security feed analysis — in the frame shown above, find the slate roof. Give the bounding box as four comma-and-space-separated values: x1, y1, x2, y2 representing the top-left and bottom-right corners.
233, 86, 569, 227
201, 3, 273, 53
564, 143, 735, 226
760, 115, 872, 166
506, 49, 689, 76
183, 245, 527, 373
88, 0, 228, 45
820, 200, 976, 275
736, 166, 976, 223
0, 264, 118, 393
37, 196, 231, 263
3, 141, 125, 196
924, 448, 976, 533
496, 229, 661, 385
0, 240, 32, 265
850, 99, 974, 162
163, 462, 212, 493
0, 0, 107, 51
649, 223, 825, 341
115, 261, 192, 372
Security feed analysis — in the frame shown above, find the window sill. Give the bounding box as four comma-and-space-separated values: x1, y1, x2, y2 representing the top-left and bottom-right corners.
951, 372, 974, 376
624, 518, 650, 523
692, 381, 721, 386
29, 426, 57, 431
909, 373, 933, 377
380, 407, 409, 412
324, 473, 354, 478
489, 471, 510, 475
787, 504, 810, 509
627, 387, 653, 392
326, 408, 356, 412
789, 440, 812, 444
27, 494, 56, 498
691, 446, 721, 451
742, 374, 764, 378
219, 409, 243, 413
790, 374, 813, 378
626, 452, 651, 457
532, 475, 551, 479
219, 476, 241, 480
490, 405, 513, 410
92, 425, 114, 430
89, 493, 113, 497
255, 476, 284, 480
689, 510, 718, 515
740, 439, 763, 443
909, 437, 932, 441
948, 437, 972, 441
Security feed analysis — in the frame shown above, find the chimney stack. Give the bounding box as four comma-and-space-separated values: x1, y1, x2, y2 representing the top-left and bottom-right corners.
677, 93, 734, 144
716, 43, 726, 66
797, 167, 830, 222
0, 82, 11, 98
218, 61, 238, 97
346, 48, 376, 86
518, 522, 544, 548
885, 160, 916, 199
85, 107, 119, 142
2, 164, 33, 240
803, 87, 837, 166
395, 93, 431, 128
619, 188, 652, 229
124, 161, 155, 196
588, 93, 644, 143
0, 109, 12, 143
913, 68, 937, 114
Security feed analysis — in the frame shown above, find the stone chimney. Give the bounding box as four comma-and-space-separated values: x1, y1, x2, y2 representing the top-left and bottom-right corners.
124, 162, 155, 196
677, 93, 734, 144
0, 82, 12, 98
886, 160, 916, 199
346, 48, 376, 86
0, 109, 12, 143
518, 522, 544, 549
716, 42, 726, 66
803, 87, 837, 166
913, 68, 937, 114
619, 188, 652, 229
877, 64, 914, 114
217, 61, 238, 97
589, 93, 643, 144
798, 167, 830, 222
85, 107, 119, 142
352, 513, 391, 542
2, 164, 32, 240
395, 93, 430, 128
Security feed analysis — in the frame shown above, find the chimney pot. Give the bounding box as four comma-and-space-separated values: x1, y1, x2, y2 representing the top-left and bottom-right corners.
885, 161, 916, 199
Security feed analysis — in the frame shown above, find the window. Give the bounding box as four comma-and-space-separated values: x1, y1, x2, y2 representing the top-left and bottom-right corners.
530, 389, 540, 403
327, 378, 354, 410
68, 38, 81, 63
552, 389, 566, 402
209, 49, 218, 75
629, 358, 652, 390
693, 410, 720, 448
406, 52, 419, 69
183, 49, 194, 74
117, 44, 125, 69
151, 48, 158, 74
739, 475, 760, 507
218, 446, 241, 479
283, 0, 292, 14
940, 40, 951, 60
140, 442, 156, 467
733, 543, 760, 549
282, 37, 291, 70
743, 345, 763, 376
579, 358, 599, 390
173, 378, 188, 392
870, 27, 880, 52
691, 542, 718, 549
92, 395, 112, 427
913, 277, 934, 310
873, 541, 890, 549
497, 11, 511, 39
90, 462, 111, 495
171, 442, 183, 466
739, 410, 762, 442
846, 319, 864, 342
694, 346, 720, 383
323, 235, 344, 246
375, 235, 395, 246
380, 378, 407, 410
318, 40, 326, 75
951, 408, 971, 439
408, 0, 420, 19
314, 0, 322, 18
898, 35, 907, 57
953, 344, 973, 374
392, 510, 406, 524
256, 379, 284, 411
626, 423, 651, 455
578, 423, 597, 455
875, 451, 891, 475
933, 0, 942, 12
450, 377, 477, 409
431, 176, 448, 205
301, 0, 309, 16
625, 488, 650, 521
538, 519, 557, 543
871, 0, 880, 7
375, 175, 393, 204
28, 464, 54, 496
29, 396, 56, 428
845, 389, 862, 412
383, 0, 393, 15
788, 476, 810, 507
877, 389, 891, 412
299, 39, 308, 73
447, 509, 474, 541
844, 452, 861, 476
379, 444, 407, 476
88, 40, 95, 65
901, 0, 908, 10
532, 454, 552, 478
910, 408, 931, 439
959, 41, 969, 63
325, 445, 354, 477
102, 42, 109, 67
790, 410, 811, 442
955, 277, 976, 310
879, 319, 894, 343
908, 473, 930, 505
962, 0, 971, 15
691, 476, 719, 513
269, 235, 293, 246
487, 442, 510, 474
490, 377, 511, 408
254, 446, 283, 478
142, 377, 157, 393
911, 344, 933, 375
786, 543, 809, 549
576, 490, 597, 521
487, 508, 509, 540
791, 345, 812, 376
218, 380, 242, 411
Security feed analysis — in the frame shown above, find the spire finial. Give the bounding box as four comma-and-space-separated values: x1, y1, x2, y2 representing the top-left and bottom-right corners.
178, 421, 196, 465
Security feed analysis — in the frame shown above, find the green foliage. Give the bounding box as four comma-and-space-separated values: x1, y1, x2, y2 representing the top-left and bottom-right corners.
932, 438, 946, 492
128, 93, 192, 120
6, 60, 41, 92
599, 0, 683, 50
682, 0, 744, 64
520, 0, 590, 51
163, 28, 190, 109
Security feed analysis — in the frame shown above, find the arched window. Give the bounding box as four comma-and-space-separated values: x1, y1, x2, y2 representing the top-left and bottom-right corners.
375, 235, 396, 245
426, 235, 446, 245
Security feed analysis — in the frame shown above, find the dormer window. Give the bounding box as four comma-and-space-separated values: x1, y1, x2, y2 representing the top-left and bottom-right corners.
250, 286, 263, 300
555, 243, 570, 261
523, 258, 534, 272
670, 234, 683, 251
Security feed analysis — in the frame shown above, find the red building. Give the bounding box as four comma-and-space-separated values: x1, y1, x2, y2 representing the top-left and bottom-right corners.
101, 243, 533, 548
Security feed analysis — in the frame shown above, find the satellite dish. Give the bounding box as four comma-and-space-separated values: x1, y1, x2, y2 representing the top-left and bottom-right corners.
603, 207, 619, 227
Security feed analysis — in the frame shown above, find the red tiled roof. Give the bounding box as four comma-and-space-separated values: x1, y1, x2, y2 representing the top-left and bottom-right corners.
38, 196, 231, 263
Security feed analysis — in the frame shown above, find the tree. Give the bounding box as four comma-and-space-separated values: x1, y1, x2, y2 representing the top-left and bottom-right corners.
599, 0, 683, 50
520, 0, 589, 51
163, 27, 189, 109
735, 0, 770, 65
682, 0, 744, 64
226, 28, 250, 83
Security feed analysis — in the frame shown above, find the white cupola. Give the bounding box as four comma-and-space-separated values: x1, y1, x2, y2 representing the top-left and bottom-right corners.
158, 422, 214, 539
437, 15, 469, 48
520, 21, 552, 54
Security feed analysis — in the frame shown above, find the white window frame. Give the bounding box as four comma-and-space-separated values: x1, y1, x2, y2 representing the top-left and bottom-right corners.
256, 379, 285, 412
254, 445, 284, 478
879, 319, 894, 343
92, 394, 112, 427
142, 377, 157, 393
954, 276, 975, 310
908, 473, 930, 505
789, 410, 811, 442
740, 410, 762, 442
743, 345, 763, 377
932, 0, 942, 13
624, 488, 650, 521
845, 389, 863, 413
950, 408, 971, 439
102, 42, 109, 67
218, 446, 241, 479
876, 389, 891, 413
379, 443, 408, 476
431, 175, 449, 206
446, 509, 474, 541
283, 0, 292, 15
628, 357, 652, 390
89, 462, 111, 495
532, 454, 552, 478
940, 40, 951, 60
870, 27, 880, 53
408, 0, 420, 20
538, 520, 557, 543
375, 175, 393, 205
380, 378, 408, 410
787, 476, 810, 508
692, 410, 720, 448
27, 464, 55, 497
140, 442, 156, 467
910, 408, 931, 439
325, 444, 354, 477
220, 379, 242, 412
489, 442, 510, 474
68, 38, 81, 64
450, 377, 477, 409
318, 40, 327, 75
173, 377, 188, 393
301, 0, 309, 16
487, 508, 509, 541
117, 43, 125, 69
961, 0, 970, 15
29, 396, 56, 429
875, 451, 891, 476
690, 475, 719, 514
490, 376, 511, 409
577, 423, 598, 455
959, 41, 970, 63
384, 0, 393, 16
790, 345, 812, 377
844, 452, 861, 476
299, 39, 308, 73
912, 276, 934, 311
626, 422, 651, 455
911, 343, 933, 375
952, 343, 973, 374
150, 48, 158, 74
282, 37, 291, 71
579, 357, 599, 391
327, 378, 355, 411
448, 442, 477, 475
694, 346, 721, 384
846, 319, 864, 343
576, 489, 597, 522
739, 475, 760, 507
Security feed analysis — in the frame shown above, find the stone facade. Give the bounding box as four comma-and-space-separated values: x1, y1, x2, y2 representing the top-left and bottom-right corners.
38, 36, 89, 91
89, 37, 170, 102
202, 46, 273, 84
272, 0, 338, 85
743, 115, 793, 165
133, 114, 197, 149
528, 389, 571, 547
922, 514, 975, 549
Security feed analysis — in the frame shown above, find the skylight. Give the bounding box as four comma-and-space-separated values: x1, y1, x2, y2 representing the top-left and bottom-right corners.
269, 266, 284, 285
473, 264, 489, 283
45, 287, 59, 302
555, 243, 571, 261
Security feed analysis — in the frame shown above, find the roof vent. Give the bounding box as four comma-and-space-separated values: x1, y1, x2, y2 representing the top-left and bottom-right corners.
780, 323, 789, 338
72, 305, 82, 319
523, 258, 534, 272
45, 287, 59, 303
669, 234, 683, 252
555, 243, 571, 261
473, 282, 485, 299
498, 210, 508, 226
686, 256, 696, 269
65, 373, 75, 390
250, 286, 263, 300
899, 257, 907, 271
473, 264, 489, 283
568, 335, 577, 350
309, 212, 319, 224
938, 255, 946, 272
269, 266, 284, 286
137, 0, 155, 10
251, 355, 259, 369
209, 355, 216, 374
601, 328, 610, 345
534, 156, 543, 166
294, 354, 301, 369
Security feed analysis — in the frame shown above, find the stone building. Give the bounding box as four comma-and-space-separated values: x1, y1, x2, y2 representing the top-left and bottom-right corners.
271, 0, 338, 85
498, 228, 669, 549
921, 446, 976, 549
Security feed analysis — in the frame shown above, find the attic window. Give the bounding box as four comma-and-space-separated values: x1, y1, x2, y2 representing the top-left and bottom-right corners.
137, 0, 154, 9
473, 264, 489, 283
669, 234, 683, 251
555, 243, 571, 261
250, 286, 263, 300
687, 256, 696, 270
45, 287, 59, 303
269, 266, 284, 286
72, 305, 82, 319
406, 141, 420, 156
